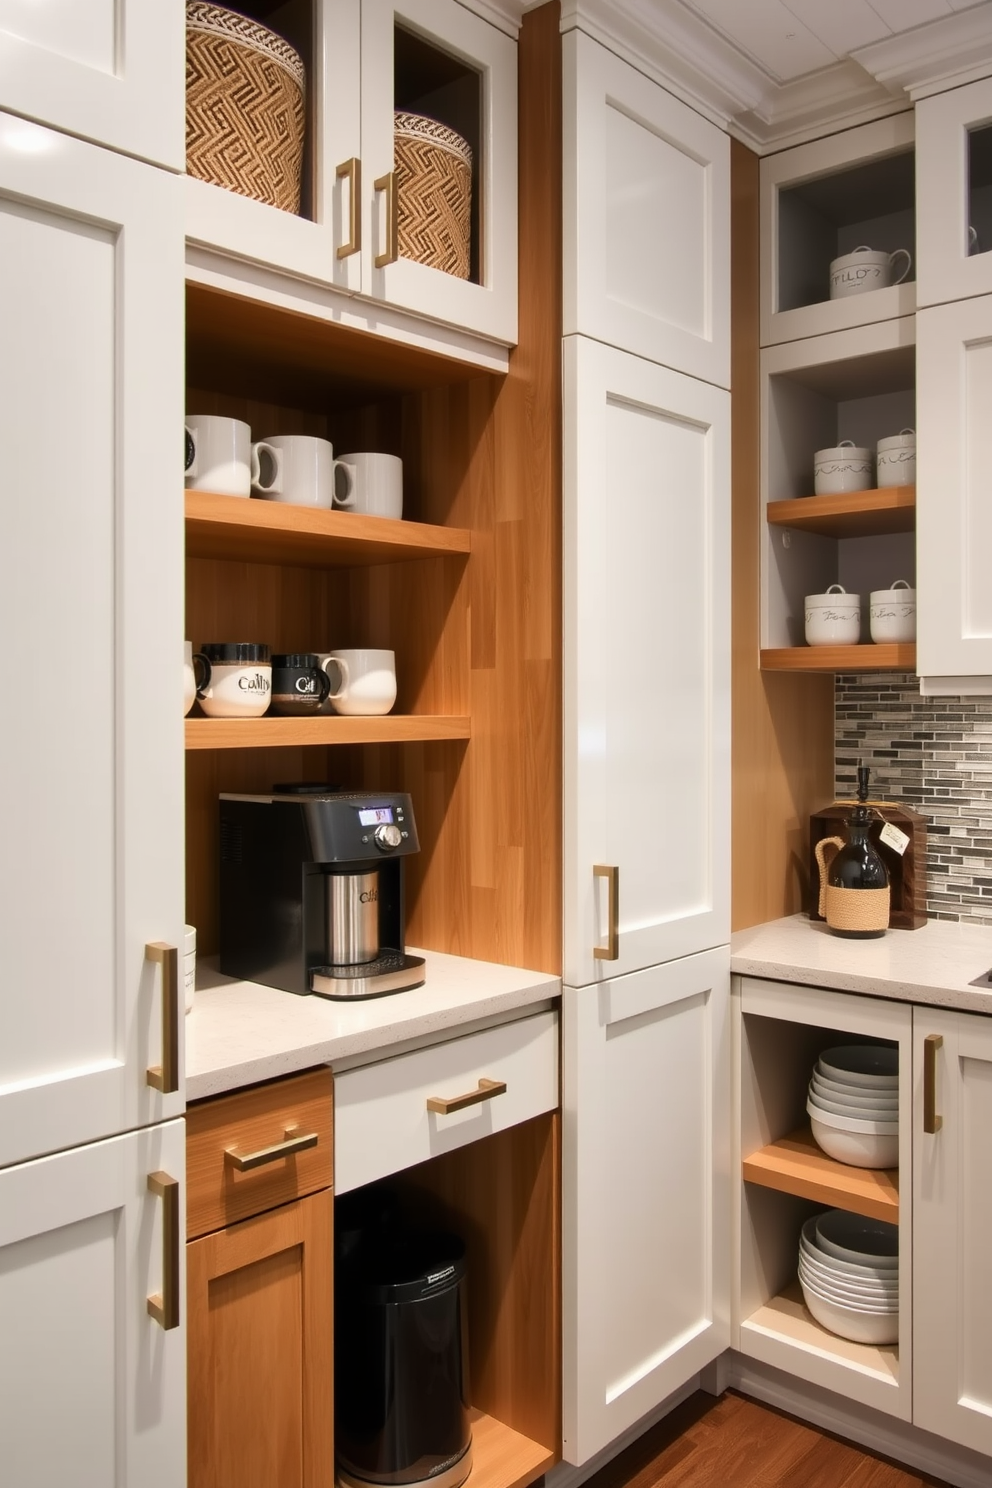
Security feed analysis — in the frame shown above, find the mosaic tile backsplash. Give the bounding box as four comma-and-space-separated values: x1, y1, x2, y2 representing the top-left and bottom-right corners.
835, 673, 992, 924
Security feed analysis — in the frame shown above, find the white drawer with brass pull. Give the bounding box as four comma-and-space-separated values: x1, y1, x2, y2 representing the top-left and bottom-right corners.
334, 1009, 558, 1194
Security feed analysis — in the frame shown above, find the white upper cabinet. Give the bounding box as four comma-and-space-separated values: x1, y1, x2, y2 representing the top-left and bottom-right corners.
0, 0, 183, 168
186, 0, 517, 345
563, 31, 730, 389
0, 115, 185, 1169
563, 337, 730, 989
0, 1121, 186, 1487
917, 76, 992, 310
562, 948, 730, 1464
916, 295, 992, 694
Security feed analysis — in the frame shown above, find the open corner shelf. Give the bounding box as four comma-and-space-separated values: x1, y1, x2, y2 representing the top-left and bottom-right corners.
743, 1125, 898, 1223
742, 1280, 899, 1386
766, 486, 915, 539
760, 644, 916, 674
185, 489, 472, 569
468, 1411, 555, 1488
185, 716, 472, 750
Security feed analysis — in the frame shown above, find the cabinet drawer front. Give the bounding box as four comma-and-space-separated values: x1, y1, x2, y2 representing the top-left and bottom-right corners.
186, 1069, 333, 1239
334, 1010, 558, 1194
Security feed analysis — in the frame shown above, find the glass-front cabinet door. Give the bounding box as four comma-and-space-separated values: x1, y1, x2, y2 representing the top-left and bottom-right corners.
917, 75, 992, 308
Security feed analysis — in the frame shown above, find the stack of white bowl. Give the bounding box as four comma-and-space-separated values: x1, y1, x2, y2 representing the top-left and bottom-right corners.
799, 1211, 898, 1345
807, 1044, 899, 1169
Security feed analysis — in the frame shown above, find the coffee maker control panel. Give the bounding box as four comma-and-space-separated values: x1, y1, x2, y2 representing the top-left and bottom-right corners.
374, 823, 403, 851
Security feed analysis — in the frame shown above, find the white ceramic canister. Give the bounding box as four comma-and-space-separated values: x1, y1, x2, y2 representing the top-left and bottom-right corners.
869, 579, 916, 643
813, 441, 874, 496
876, 429, 916, 489
805, 585, 861, 647
829, 245, 912, 300
185, 924, 196, 1014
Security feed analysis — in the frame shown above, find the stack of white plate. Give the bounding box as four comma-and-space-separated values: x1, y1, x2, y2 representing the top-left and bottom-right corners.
799, 1211, 899, 1345
807, 1044, 899, 1168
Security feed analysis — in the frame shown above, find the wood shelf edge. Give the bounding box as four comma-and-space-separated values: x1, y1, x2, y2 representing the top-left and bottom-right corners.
185, 716, 472, 750
743, 1125, 898, 1223
467, 1411, 556, 1488
760, 644, 915, 674
767, 486, 914, 527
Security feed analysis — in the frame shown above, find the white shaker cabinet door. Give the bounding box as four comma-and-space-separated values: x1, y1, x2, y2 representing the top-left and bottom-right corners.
563, 30, 730, 388
562, 948, 730, 1464
0, 1120, 186, 1487
563, 336, 730, 988
917, 295, 992, 693
0, 0, 183, 168
917, 75, 992, 310
0, 116, 185, 1168
913, 1009, 992, 1458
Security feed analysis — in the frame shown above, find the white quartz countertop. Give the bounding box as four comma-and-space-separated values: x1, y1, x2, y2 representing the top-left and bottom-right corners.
184, 948, 560, 1101
731, 913, 992, 1013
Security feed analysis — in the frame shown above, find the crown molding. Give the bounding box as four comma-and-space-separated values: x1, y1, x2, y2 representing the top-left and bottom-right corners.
731, 60, 908, 155
851, 3, 992, 101
458, 0, 525, 37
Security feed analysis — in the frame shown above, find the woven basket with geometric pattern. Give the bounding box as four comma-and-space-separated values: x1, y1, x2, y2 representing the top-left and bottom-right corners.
394, 111, 472, 279
186, 1, 306, 215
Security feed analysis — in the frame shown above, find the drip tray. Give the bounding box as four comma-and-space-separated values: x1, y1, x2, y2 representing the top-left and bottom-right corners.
310, 951, 426, 1001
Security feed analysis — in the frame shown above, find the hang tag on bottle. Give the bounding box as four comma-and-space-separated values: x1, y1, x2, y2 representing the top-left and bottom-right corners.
879, 821, 910, 856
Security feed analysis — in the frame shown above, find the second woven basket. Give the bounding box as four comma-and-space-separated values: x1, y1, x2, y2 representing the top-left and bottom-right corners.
394, 112, 473, 279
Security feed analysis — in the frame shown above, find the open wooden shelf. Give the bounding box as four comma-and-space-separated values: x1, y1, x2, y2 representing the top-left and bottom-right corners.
760, 644, 915, 673
185, 489, 472, 569
185, 715, 471, 750
743, 1125, 898, 1223
467, 1411, 555, 1488
742, 1281, 898, 1386
766, 486, 915, 539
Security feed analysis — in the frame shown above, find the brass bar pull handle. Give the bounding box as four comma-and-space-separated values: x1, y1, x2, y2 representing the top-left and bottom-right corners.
147, 1171, 180, 1330
374, 170, 399, 267
145, 942, 179, 1094
336, 156, 362, 259
924, 1033, 943, 1134
593, 864, 619, 960
427, 1078, 507, 1116
224, 1128, 319, 1172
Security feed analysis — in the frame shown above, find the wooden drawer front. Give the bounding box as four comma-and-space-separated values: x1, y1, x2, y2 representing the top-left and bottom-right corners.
334, 1010, 558, 1195
186, 1068, 332, 1239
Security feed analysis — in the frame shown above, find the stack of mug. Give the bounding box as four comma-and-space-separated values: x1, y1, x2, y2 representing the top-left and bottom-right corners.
183, 642, 397, 718
185, 414, 404, 519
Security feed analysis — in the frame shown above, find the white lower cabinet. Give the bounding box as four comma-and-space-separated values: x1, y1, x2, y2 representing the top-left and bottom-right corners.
913, 1007, 992, 1459
562, 947, 730, 1465
0, 1119, 186, 1486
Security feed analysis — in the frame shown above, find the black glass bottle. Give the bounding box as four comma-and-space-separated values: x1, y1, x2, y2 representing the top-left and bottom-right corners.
827, 765, 889, 938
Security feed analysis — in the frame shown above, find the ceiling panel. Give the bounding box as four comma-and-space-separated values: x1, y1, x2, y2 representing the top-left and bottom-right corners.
781, 0, 892, 54
687, 0, 837, 80
865, 0, 953, 27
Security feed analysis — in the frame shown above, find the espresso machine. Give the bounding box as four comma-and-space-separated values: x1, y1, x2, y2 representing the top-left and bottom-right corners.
219, 786, 425, 998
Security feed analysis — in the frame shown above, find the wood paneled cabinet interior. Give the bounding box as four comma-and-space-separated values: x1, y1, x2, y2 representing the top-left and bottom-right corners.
186, 1070, 335, 1488
562, 29, 730, 389
0, 114, 185, 1170
0, 1119, 187, 1488
0, 0, 184, 167
562, 947, 731, 1465
916, 75, 992, 309
186, 0, 518, 345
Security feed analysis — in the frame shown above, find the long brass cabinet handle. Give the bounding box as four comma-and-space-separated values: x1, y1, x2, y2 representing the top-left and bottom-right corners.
145, 942, 179, 1094
374, 170, 399, 267
427, 1078, 507, 1115
593, 864, 619, 961
224, 1128, 319, 1172
147, 1171, 180, 1330
336, 156, 362, 259
924, 1033, 943, 1134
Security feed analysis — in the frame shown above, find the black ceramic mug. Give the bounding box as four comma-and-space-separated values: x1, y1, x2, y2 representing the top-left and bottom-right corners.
270, 652, 332, 716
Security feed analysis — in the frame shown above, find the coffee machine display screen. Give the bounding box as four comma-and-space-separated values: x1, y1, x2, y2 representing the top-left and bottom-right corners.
358, 806, 394, 826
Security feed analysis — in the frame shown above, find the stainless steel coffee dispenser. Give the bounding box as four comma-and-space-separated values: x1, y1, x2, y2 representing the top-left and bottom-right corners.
219, 786, 424, 998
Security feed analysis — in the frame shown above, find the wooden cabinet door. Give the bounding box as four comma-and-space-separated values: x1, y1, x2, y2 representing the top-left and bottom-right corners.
563, 30, 730, 388
917, 76, 992, 310
913, 1008, 992, 1458
0, 0, 183, 167
561, 948, 730, 1465
188, 1190, 334, 1488
0, 115, 185, 1167
563, 336, 730, 988
917, 295, 992, 692
0, 1119, 186, 1487
360, 0, 518, 344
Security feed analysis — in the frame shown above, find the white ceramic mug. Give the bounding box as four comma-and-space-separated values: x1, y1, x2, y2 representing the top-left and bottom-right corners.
829, 246, 912, 300
251, 434, 355, 509
870, 580, 916, 643
184, 924, 196, 1015
185, 415, 252, 497
320, 648, 397, 716
334, 453, 403, 519
805, 585, 861, 647
813, 441, 874, 496
876, 429, 916, 489
194, 643, 272, 718
183, 641, 197, 717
